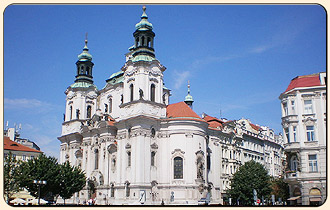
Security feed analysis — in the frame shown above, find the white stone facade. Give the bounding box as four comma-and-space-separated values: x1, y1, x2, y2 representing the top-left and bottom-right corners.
279, 72, 326, 205
58, 7, 284, 205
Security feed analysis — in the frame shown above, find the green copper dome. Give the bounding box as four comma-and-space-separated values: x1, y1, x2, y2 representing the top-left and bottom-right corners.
78, 40, 92, 61
135, 6, 153, 31
185, 93, 194, 102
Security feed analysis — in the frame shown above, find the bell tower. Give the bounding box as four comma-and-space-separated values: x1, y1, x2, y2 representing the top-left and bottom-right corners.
61, 35, 98, 137
119, 6, 167, 120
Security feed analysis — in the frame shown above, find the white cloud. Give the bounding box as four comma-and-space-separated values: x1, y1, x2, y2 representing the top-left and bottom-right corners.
173, 70, 191, 89
4, 98, 44, 109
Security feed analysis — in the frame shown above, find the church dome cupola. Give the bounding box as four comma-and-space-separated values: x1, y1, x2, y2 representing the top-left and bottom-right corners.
74, 34, 94, 84
131, 6, 156, 61
184, 80, 194, 108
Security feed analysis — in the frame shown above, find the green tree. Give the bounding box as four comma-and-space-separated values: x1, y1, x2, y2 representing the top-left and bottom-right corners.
270, 177, 289, 204
4, 152, 21, 203
227, 161, 272, 206
57, 161, 86, 205
17, 153, 61, 201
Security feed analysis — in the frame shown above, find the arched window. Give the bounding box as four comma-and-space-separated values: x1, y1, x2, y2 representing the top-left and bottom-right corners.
109, 98, 112, 113
151, 151, 156, 166
127, 151, 131, 167
174, 157, 183, 179
94, 149, 99, 170
70, 106, 73, 120
130, 84, 134, 102
150, 84, 155, 102
141, 36, 145, 46
86, 67, 90, 75
110, 183, 115, 197
135, 37, 139, 47
87, 105, 92, 119
147, 37, 151, 47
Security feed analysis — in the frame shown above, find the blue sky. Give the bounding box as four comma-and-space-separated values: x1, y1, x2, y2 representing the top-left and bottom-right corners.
4, 4, 326, 159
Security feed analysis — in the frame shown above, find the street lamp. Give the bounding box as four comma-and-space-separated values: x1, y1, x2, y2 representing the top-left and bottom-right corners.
33, 180, 47, 205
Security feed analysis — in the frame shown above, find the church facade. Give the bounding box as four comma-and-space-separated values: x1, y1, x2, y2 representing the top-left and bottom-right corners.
58, 7, 284, 205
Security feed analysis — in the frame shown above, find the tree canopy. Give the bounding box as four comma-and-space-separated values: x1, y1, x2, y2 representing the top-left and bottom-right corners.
16, 154, 86, 203
57, 161, 86, 204
4, 152, 21, 203
227, 161, 272, 205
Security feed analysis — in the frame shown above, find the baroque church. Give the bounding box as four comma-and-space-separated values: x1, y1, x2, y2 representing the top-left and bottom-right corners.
58, 7, 284, 205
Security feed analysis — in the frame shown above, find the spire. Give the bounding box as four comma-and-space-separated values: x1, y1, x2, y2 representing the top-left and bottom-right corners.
130, 6, 156, 62
78, 33, 92, 62
184, 80, 194, 108
73, 34, 95, 85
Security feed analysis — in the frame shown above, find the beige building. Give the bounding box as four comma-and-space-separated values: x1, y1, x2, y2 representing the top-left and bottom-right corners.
279, 72, 326, 205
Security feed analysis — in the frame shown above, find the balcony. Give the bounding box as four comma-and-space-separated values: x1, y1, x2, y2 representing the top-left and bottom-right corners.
281, 115, 298, 124
285, 171, 299, 180
284, 142, 300, 151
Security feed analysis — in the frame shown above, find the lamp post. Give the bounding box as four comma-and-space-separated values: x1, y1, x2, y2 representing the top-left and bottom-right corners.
33, 180, 47, 205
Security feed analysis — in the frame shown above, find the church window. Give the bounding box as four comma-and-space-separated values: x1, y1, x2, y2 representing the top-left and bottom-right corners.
86, 67, 90, 75
121, 94, 123, 104
109, 98, 112, 113
150, 84, 155, 102
135, 37, 139, 47
110, 183, 114, 197
151, 128, 156, 138
127, 151, 131, 167
142, 36, 145, 46
87, 105, 92, 119
130, 84, 134, 102
70, 106, 73, 120
105, 104, 108, 113
174, 157, 183, 179
94, 149, 99, 170
151, 151, 156, 166
125, 182, 130, 197
147, 37, 151, 47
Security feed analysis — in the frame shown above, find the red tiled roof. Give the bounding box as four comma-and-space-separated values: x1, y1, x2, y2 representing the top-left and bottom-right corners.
4, 136, 42, 153
166, 102, 202, 119
284, 74, 322, 93
249, 123, 261, 132
203, 114, 224, 130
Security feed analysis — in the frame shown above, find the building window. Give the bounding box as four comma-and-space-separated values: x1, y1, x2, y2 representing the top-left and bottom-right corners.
70, 106, 73, 120
306, 126, 315, 141
94, 149, 99, 170
127, 151, 131, 167
105, 104, 108, 113
151, 151, 156, 166
285, 128, 290, 143
150, 84, 155, 102
110, 183, 114, 197
31, 156, 34, 159
87, 105, 92, 119
13, 154, 16, 159
304, 100, 313, 114
308, 154, 318, 172
109, 98, 112, 113
125, 182, 130, 197
293, 126, 297, 142
291, 101, 296, 115
130, 84, 134, 102
174, 157, 183, 179
22, 155, 26, 161
283, 102, 288, 116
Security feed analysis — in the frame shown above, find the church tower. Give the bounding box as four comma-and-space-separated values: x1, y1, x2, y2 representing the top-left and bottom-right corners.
119, 6, 167, 120
59, 36, 98, 163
